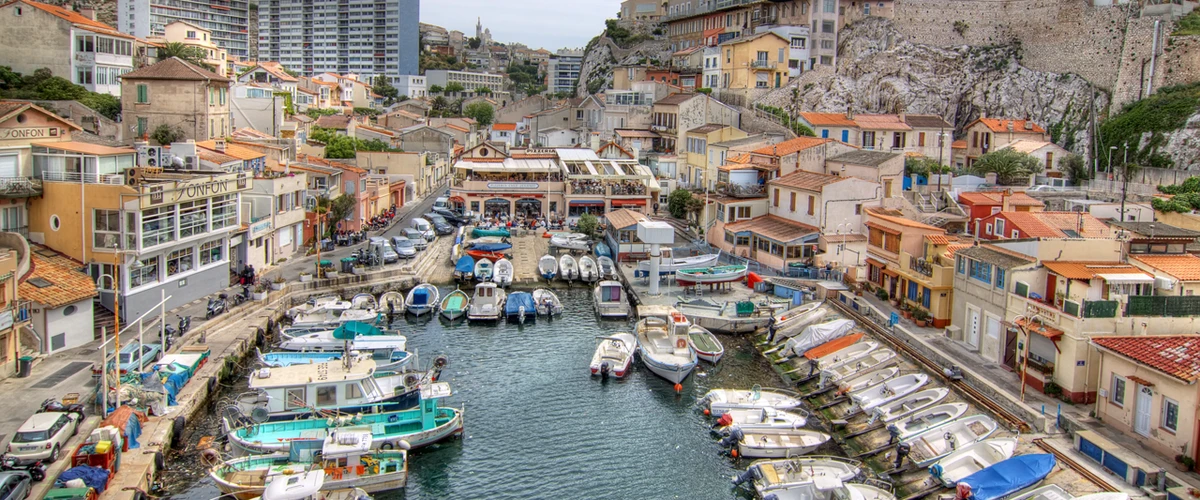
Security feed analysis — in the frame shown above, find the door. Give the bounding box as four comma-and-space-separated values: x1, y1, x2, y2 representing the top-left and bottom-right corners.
1003, 327, 1018, 369
1134, 385, 1153, 436
966, 308, 980, 349
985, 315, 1001, 354
883, 179, 893, 198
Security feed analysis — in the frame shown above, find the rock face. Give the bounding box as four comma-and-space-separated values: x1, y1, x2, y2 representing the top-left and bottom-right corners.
575, 34, 673, 97
758, 18, 1106, 154
1156, 111, 1200, 169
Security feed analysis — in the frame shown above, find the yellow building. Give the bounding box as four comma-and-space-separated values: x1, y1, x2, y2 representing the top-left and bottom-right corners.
718, 32, 790, 91
151, 21, 228, 77
683, 124, 747, 190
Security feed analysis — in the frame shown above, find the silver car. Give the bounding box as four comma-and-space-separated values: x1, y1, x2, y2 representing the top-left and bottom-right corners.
402, 229, 429, 250
391, 237, 417, 258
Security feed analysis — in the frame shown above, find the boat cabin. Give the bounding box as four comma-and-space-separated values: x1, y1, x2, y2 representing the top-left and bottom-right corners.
249, 359, 392, 414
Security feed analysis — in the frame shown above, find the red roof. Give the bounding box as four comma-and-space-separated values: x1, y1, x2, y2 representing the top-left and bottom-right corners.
971, 117, 1046, 134
995, 211, 1111, 239
958, 191, 1045, 207
752, 137, 834, 157
798, 112, 858, 128
1093, 336, 1200, 383
5, 0, 133, 38
492, 123, 517, 131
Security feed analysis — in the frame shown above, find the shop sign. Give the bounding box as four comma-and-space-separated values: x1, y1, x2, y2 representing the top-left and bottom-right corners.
487, 182, 539, 190
0, 127, 58, 141
142, 172, 250, 207
250, 220, 272, 238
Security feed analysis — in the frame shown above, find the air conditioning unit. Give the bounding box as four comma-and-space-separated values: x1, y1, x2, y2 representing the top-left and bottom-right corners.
159, 149, 174, 168
184, 156, 198, 170
1156, 276, 1175, 291
143, 146, 161, 167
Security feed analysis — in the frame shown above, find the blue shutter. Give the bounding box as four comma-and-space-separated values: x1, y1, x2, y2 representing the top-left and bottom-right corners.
841, 130, 849, 142
908, 281, 917, 301
922, 287, 931, 308
821, 129, 829, 139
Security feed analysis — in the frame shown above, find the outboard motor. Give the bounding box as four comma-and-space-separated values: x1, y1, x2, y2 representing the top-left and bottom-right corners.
599, 361, 610, 379
894, 442, 911, 469
886, 423, 901, 444
718, 427, 744, 448
732, 465, 762, 486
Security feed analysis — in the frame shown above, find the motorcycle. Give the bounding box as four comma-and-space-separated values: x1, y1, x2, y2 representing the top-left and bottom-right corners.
0, 454, 45, 482
163, 314, 191, 340
205, 294, 227, 319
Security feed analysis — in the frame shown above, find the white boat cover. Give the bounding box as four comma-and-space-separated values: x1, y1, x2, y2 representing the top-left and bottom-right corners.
785, 319, 856, 357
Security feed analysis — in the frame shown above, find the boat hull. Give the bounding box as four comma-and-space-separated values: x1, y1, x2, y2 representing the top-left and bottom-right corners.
255, 388, 421, 422
231, 410, 464, 455
638, 349, 696, 384
737, 431, 829, 459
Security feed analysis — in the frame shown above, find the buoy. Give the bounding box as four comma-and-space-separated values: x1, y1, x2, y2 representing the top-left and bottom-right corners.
731, 449, 739, 458
703, 409, 711, 416
674, 383, 683, 393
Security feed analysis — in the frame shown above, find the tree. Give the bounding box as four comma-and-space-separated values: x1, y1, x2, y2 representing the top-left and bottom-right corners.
352, 107, 379, 117
151, 124, 186, 145
577, 213, 600, 239
429, 84, 444, 94
317, 194, 356, 236
1060, 153, 1090, 185
971, 149, 1043, 185
444, 82, 465, 94
372, 75, 398, 105
430, 96, 450, 117
305, 108, 339, 119
323, 135, 359, 159
667, 189, 692, 219
475, 86, 492, 95
905, 156, 951, 178
464, 102, 495, 127
0, 67, 119, 120
157, 42, 213, 70
467, 37, 482, 49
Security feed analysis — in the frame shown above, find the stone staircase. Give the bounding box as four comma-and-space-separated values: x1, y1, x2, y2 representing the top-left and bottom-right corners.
897, 191, 969, 229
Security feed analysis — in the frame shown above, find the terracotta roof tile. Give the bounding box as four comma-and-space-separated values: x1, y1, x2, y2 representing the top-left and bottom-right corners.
605, 208, 648, 229
798, 112, 858, 128
853, 114, 911, 131
197, 149, 238, 164
1093, 336, 1200, 383
1042, 261, 1143, 280
952, 140, 967, 149
904, 114, 952, 129
997, 211, 1111, 238
34, 141, 134, 155
958, 191, 1044, 207
655, 93, 698, 106
19, 253, 97, 308
752, 137, 833, 157
315, 115, 352, 129
492, 123, 517, 131
688, 124, 728, 134
972, 117, 1046, 134
1130, 254, 1200, 281
724, 215, 819, 243
253, 62, 299, 82
768, 170, 842, 192
356, 124, 395, 137
195, 140, 264, 160
944, 243, 972, 259
121, 57, 230, 82
7, 0, 133, 38
865, 207, 944, 231
924, 234, 959, 245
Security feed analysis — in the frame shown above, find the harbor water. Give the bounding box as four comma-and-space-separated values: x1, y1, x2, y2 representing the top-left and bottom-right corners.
162, 287, 813, 499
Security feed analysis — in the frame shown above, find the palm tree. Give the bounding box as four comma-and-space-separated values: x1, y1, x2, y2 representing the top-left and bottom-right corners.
971, 149, 1043, 185
157, 42, 213, 71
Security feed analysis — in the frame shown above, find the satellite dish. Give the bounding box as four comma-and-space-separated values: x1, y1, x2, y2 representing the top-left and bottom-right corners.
250, 406, 270, 423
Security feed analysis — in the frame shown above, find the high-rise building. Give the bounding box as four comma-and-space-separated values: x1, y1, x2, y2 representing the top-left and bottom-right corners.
118, 0, 251, 59
545, 49, 583, 95
258, 0, 419, 82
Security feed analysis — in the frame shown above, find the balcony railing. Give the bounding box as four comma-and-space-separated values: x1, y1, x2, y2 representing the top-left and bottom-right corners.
0, 178, 42, 198
750, 60, 774, 69
909, 255, 934, 277
1, 226, 28, 239
718, 183, 764, 198
41, 171, 125, 185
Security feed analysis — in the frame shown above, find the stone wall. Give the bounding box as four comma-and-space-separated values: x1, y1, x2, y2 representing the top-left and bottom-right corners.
1162, 35, 1200, 88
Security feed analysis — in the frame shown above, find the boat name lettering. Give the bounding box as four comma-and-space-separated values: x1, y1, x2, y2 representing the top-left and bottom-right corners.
315, 362, 328, 380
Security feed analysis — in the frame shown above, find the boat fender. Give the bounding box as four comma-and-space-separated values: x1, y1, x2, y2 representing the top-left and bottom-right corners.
397, 440, 412, 450
201, 448, 222, 467
718, 427, 744, 447
929, 464, 944, 478
676, 338, 687, 349
154, 450, 165, 471
207, 376, 218, 394
171, 416, 186, 449
715, 413, 733, 428
380, 441, 394, 450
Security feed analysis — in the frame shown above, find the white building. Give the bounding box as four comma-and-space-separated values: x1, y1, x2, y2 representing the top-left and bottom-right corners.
230, 83, 285, 136
546, 48, 583, 95
425, 70, 505, 93
702, 47, 721, 89
0, 1, 135, 98
21, 251, 98, 354
119, 0, 251, 58
395, 75, 428, 99
257, 0, 419, 81
490, 123, 518, 147
756, 25, 812, 76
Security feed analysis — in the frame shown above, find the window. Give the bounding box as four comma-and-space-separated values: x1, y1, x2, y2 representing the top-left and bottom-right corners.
284, 387, 306, 409
821, 21, 835, 33
922, 287, 931, 308
820, 56, 833, 65
969, 260, 992, 284
773, 188, 779, 208
994, 219, 1005, 236
316, 385, 337, 405
93, 209, 123, 249
186, 30, 197, 38
76, 35, 94, 52
166, 247, 193, 276
178, 200, 208, 238
1163, 397, 1179, 433
76, 68, 93, 85
345, 383, 363, 400
789, 192, 796, 212
141, 206, 175, 248
211, 194, 237, 230
996, 268, 1006, 289
985, 223, 993, 235
823, 0, 836, 13
199, 240, 223, 266
1012, 230, 1019, 238
791, 37, 806, 49
820, 39, 834, 49
957, 256, 966, 274
918, 132, 926, 147
807, 195, 814, 216
736, 206, 750, 219
129, 257, 158, 288
136, 84, 149, 103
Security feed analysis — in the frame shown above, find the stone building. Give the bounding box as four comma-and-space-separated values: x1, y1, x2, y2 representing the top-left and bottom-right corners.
120, 57, 232, 142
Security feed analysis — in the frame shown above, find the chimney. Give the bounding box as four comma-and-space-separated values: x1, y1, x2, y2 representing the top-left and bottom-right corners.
845, 108, 854, 120
214, 139, 226, 152
898, 112, 906, 123
1023, 121, 1034, 131
591, 132, 601, 152
79, 6, 95, 20
1001, 189, 1012, 212
1006, 121, 1014, 133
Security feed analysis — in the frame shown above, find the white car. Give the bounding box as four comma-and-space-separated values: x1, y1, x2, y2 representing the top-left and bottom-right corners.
1028, 185, 1066, 192
6, 412, 79, 464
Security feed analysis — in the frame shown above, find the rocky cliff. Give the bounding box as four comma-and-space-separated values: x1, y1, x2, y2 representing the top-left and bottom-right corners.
576, 33, 673, 97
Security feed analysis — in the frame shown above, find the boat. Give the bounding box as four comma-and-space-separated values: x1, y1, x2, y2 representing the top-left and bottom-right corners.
769, 306, 831, 344
589, 333, 637, 378
597, 256, 616, 280
549, 233, 589, 251
1009, 486, 1128, 500
465, 249, 508, 262
634, 251, 719, 276
899, 415, 999, 466
439, 289, 470, 321
277, 329, 407, 354
675, 264, 749, 286
688, 325, 725, 364
779, 319, 857, 359
634, 310, 698, 384
256, 348, 412, 372
953, 454, 1057, 500
806, 340, 878, 371
737, 474, 896, 500
559, 254, 579, 282
256, 471, 371, 500
290, 308, 382, 328
533, 289, 563, 316
405, 284, 439, 317
702, 386, 803, 417
210, 431, 407, 498
538, 255, 558, 280
731, 456, 862, 498
474, 258, 494, 282
721, 427, 831, 459
594, 241, 613, 258
226, 383, 463, 455
775, 332, 863, 361
885, 403, 970, 441
492, 258, 513, 287
378, 292, 405, 316
676, 298, 779, 334
350, 294, 377, 310
869, 388, 952, 423
848, 373, 928, 412
504, 291, 535, 324
467, 282, 506, 321
472, 227, 510, 238
930, 438, 1019, 487
454, 255, 475, 282
836, 366, 899, 394
594, 280, 631, 318
713, 407, 808, 432
579, 255, 599, 283
465, 241, 510, 252
286, 296, 352, 319
818, 348, 896, 387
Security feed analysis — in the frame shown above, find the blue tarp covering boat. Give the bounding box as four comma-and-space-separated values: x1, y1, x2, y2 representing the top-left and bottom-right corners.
411, 287, 432, 305
594, 241, 612, 258
332, 321, 384, 340
456, 255, 476, 274
505, 292, 536, 320
957, 454, 1056, 500
472, 228, 511, 238
259, 349, 412, 369
468, 242, 512, 252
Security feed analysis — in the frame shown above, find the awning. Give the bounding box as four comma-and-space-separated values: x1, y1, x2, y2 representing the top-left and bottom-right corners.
449, 196, 465, 203
570, 200, 605, 206
881, 268, 899, 277
1017, 318, 1063, 341
612, 199, 646, 206
865, 257, 885, 267
1127, 375, 1155, 387
1098, 273, 1154, 284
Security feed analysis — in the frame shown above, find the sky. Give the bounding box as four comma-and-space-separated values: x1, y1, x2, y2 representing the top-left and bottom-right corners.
419, 0, 622, 51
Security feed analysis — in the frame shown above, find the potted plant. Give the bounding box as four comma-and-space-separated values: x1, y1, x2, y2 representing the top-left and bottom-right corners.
299, 272, 313, 283
1177, 455, 1195, 472
270, 276, 286, 291
913, 309, 930, 327
327, 269, 340, 278
900, 303, 912, 320
875, 288, 890, 303
252, 283, 269, 301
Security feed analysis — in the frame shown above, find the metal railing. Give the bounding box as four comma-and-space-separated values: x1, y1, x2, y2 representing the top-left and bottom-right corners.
909, 255, 934, 277
0, 178, 42, 198
750, 60, 774, 69
41, 171, 125, 185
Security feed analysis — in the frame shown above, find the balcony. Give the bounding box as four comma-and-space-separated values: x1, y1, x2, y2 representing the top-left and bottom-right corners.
900, 250, 952, 287
41, 171, 124, 185
0, 178, 42, 198
750, 60, 774, 69
908, 255, 934, 277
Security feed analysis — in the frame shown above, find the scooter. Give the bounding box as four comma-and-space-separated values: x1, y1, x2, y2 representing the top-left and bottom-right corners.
0, 454, 45, 482
164, 314, 190, 340
205, 294, 227, 319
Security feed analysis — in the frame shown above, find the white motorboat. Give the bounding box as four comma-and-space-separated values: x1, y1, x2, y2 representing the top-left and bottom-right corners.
1009, 486, 1130, 500
549, 233, 590, 251
278, 330, 407, 353
807, 340, 878, 371
350, 293, 377, 310
467, 282, 506, 321
405, 284, 439, 317
379, 291, 405, 316
702, 386, 803, 417
732, 456, 862, 499
579, 255, 599, 283
635, 310, 698, 384
819, 348, 896, 387
286, 296, 352, 319
559, 254, 579, 282
210, 431, 407, 498
901, 414, 999, 466
930, 438, 1019, 487
768, 304, 828, 343
474, 258, 494, 282
532, 289, 563, 316
724, 427, 831, 459
597, 256, 616, 279
675, 264, 749, 286
256, 471, 370, 500
714, 407, 808, 432
538, 254, 558, 280
594, 280, 631, 318
635, 251, 719, 276
849, 373, 928, 412
781, 319, 857, 359
837, 366, 899, 394
675, 298, 779, 334
589, 333, 637, 379
492, 258, 513, 287
744, 476, 896, 500
869, 388, 952, 423
290, 308, 381, 328
885, 402, 970, 441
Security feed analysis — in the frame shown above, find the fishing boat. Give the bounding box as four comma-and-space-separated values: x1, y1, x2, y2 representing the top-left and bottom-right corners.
465, 249, 508, 262
767, 303, 828, 343
899, 415, 999, 466
1009, 486, 1129, 500
256, 471, 371, 500
533, 289, 563, 316
597, 256, 616, 280
454, 255, 475, 282
818, 348, 896, 387
806, 340, 878, 371
635, 310, 698, 384
589, 333, 637, 378
869, 388, 952, 423
579, 255, 599, 283
676, 298, 779, 334
290, 308, 382, 328
538, 255, 558, 280
702, 386, 803, 417
439, 289, 470, 321
559, 254, 579, 282
731, 456, 862, 498
594, 280, 631, 318
779, 319, 857, 359
688, 325, 724, 363
492, 258, 513, 287
474, 258, 494, 282
775, 332, 863, 361
226, 383, 463, 455
210, 431, 407, 498
885, 403, 970, 442
594, 241, 613, 258
675, 265, 749, 286
849, 373, 928, 413
930, 438, 1019, 487
721, 427, 831, 459
836, 366, 899, 394
405, 284, 439, 317
277, 330, 407, 354
634, 250, 719, 276
713, 407, 808, 432
505, 291, 535, 324
549, 233, 589, 251
378, 292, 404, 316
472, 227, 510, 238
467, 282, 506, 321
256, 348, 412, 372
953, 454, 1057, 500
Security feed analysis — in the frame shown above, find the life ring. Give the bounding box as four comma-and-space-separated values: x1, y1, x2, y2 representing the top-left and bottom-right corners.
171, 416, 187, 449
676, 338, 687, 349
380, 441, 394, 450
200, 448, 222, 467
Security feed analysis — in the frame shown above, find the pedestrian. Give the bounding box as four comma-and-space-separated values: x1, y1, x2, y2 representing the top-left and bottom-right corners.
766, 316, 778, 344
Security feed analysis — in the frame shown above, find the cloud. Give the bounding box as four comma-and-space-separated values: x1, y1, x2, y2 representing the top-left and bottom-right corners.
420, 0, 620, 50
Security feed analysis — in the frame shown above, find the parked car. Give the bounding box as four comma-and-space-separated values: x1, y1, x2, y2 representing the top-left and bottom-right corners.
424, 214, 455, 235
410, 218, 436, 241
6, 412, 79, 463
402, 229, 429, 250
0, 472, 31, 500
390, 237, 417, 259
1028, 185, 1066, 192
368, 237, 399, 264
117, 342, 162, 373
433, 196, 450, 210
432, 208, 468, 226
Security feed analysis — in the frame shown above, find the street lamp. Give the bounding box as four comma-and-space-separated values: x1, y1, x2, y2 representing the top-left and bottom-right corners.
835, 220, 850, 270
1012, 313, 1040, 403
1107, 146, 1118, 175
